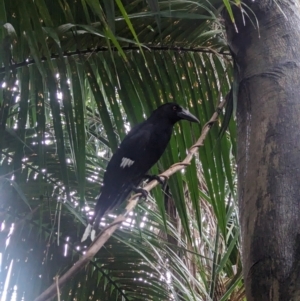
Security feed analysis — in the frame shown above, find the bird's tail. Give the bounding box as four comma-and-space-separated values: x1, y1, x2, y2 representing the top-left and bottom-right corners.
81, 223, 93, 242
81, 209, 105, 242
81, 185, 134, 242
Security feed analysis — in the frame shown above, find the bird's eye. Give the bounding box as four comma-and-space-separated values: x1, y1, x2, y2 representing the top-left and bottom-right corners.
173, 106, 177, 111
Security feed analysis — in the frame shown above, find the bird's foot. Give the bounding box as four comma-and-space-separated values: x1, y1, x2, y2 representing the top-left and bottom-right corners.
143, 174, 168, 186
132, 186, 148, 201
158, 175, 169, 190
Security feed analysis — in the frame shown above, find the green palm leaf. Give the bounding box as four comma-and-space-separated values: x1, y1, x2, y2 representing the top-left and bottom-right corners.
0, 1, 242, 300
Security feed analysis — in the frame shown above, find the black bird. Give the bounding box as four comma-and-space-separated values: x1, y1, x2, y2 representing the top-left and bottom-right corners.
82, 102, 199, 241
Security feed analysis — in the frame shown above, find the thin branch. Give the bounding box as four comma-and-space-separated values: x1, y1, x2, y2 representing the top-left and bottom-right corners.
55, 276, 60, 301
33, 99, 227, 301
0, 46, 230, 75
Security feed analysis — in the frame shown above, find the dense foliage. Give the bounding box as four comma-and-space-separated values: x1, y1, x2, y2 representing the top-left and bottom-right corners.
0, 1, 242, 300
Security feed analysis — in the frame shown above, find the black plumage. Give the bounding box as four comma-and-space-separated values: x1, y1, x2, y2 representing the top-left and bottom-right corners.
82, 102, 199, 241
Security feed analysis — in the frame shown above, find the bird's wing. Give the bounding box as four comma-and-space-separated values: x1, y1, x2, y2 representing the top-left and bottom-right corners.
116, 121, 155, 167
98, 122, 154, 198
90, 122, 155, 231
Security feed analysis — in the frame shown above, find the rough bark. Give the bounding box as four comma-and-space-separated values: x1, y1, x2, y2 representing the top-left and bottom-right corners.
225, 1, 300, 300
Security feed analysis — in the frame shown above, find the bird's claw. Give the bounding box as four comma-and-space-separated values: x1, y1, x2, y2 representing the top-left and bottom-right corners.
132, 187, 148, 200
144, 174, 168, 186
157, 175, 169, 190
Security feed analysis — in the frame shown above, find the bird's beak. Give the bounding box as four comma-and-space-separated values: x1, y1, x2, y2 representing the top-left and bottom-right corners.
177, 108, 200, 123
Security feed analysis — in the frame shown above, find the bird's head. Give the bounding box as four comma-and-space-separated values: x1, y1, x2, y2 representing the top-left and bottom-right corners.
153, 103, 199, 125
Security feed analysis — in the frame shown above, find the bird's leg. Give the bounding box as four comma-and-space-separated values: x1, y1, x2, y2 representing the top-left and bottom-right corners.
143, 174, 168, 187
132, 186, 148, 200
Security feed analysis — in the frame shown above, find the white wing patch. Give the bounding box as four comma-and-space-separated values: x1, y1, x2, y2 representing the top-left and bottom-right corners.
120, 157, 134, 168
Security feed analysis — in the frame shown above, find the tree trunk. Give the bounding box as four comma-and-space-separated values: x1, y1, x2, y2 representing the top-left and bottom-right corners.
225, 1, 300, 300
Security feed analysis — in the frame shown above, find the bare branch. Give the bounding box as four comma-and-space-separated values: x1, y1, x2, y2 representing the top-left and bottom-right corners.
34, 99, 226, 301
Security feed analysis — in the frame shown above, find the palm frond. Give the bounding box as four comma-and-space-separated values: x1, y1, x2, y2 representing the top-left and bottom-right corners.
0, 1, 242, 300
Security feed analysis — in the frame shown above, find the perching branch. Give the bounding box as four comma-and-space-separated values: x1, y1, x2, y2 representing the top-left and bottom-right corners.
0, 46, 230, 75
33, 99, 227, 301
